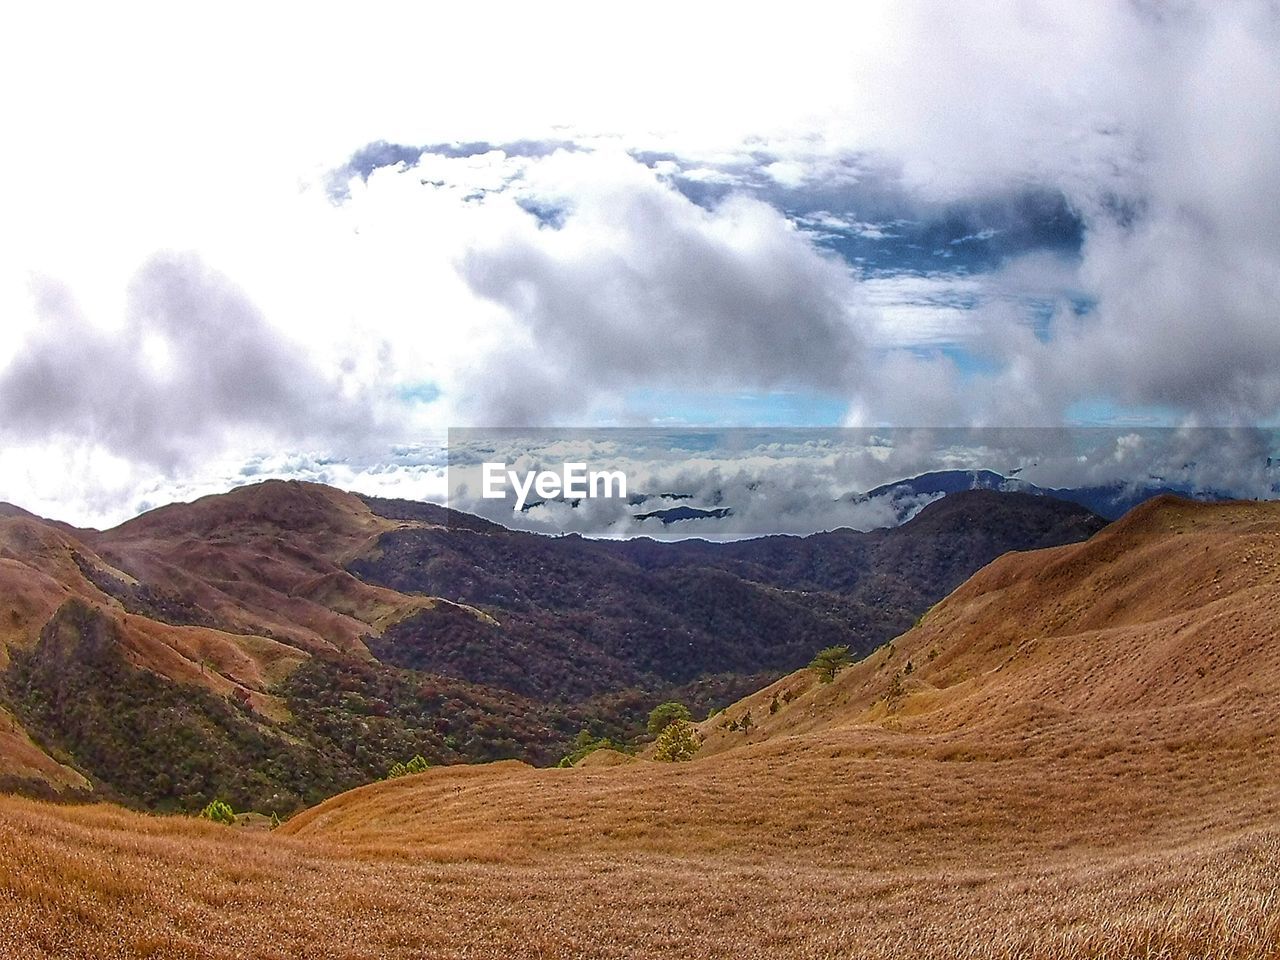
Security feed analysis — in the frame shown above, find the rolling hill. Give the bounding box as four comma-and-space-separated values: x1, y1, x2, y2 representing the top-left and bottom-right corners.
0, 480, 1104, 814
0, 495, 1275, 958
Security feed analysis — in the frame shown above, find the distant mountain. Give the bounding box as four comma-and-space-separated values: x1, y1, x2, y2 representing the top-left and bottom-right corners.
351, 488, 1105, 699
857, 468, 1034, 502
850, 467, 1259, 522
0, 481, 1106, 816
633, 505, 733, 524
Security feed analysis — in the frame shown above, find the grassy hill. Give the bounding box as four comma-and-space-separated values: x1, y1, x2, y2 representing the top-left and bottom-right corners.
0, 481, 1104, 814
0, 495, 1276, 958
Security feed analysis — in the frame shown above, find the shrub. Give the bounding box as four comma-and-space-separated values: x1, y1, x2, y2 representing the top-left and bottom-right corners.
886, 671, 905, 711
647, 701, 692, 738
653, 718, 700, 762
809, 645, 853, 683
558, 729, 616, 767
387, 754, 429, 779
201, 799, 235, 825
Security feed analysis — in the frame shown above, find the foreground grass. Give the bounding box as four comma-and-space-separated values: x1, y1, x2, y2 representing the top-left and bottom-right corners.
2, 745, 1278, 960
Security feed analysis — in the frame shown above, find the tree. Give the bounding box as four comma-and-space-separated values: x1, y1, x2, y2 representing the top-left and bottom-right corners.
809, 645, 853, 683
647, 701, 692, 738
653, 718, 700, 762
886, 671, 906, 711
200, 798, 235, 825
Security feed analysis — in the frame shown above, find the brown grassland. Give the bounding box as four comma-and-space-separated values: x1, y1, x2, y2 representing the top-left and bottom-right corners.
2, 496, 1279, 958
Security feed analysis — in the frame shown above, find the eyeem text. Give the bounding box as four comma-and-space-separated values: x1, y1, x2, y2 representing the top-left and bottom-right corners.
481, 462, 628, 510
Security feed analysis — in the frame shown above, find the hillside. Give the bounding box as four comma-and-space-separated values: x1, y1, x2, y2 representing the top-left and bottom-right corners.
0, 496, 1276, 958
0, 481, 1104, 815
695, 494, 1280, 755
353, 489, 1106, 698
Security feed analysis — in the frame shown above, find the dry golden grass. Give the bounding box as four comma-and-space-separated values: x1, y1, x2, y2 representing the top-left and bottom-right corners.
3, 496, 1280, 958
2, 790, 1278, 959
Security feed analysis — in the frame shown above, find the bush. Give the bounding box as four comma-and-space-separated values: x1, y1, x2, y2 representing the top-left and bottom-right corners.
647, 701, 692, 738
653, 718, 700, 762
387, 754, 429, 779
809, 645, 853, 683
886, 671, 905, 711
558, 729, 616, 767
201, 799, 235, 825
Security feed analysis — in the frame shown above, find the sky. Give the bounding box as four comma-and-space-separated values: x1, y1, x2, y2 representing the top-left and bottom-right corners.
2, 2, 1280, 527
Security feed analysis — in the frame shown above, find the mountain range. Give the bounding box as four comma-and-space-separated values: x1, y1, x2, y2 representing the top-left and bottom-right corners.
0, 479, 1104, 814
2, 493, 1276, 958
852, 467, 1252, 522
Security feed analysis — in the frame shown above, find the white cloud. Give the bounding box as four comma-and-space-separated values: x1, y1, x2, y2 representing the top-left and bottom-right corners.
2, 1, 1279, 523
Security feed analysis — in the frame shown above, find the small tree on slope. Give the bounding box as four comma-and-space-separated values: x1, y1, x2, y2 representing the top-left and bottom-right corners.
809, 645, 853, 683
648, 701, 692, 738
653, 718, 701, 762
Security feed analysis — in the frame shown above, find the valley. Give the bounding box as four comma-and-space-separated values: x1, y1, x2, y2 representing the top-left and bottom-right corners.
0, 495, 1277, 957
0, 480, 1103, 814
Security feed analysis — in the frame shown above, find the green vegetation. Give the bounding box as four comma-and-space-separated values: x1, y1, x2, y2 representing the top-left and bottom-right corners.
647, 701, 691, 737
386, 755, 429, 779
652, 718, 700, 762
557, 729, 617, 767
0, 613, 760, 814
809, 645, 853, 683
2, 602, 345, 816
200, 799, 235, 825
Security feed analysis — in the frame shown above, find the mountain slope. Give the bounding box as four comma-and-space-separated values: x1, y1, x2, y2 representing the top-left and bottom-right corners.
687, 495, 1279, 773
0, 481, 1106, 814
286, 499, 1280, 866
275, 501, 1278, 958
353, 489, 1106, 698
0, 496, 1259, 958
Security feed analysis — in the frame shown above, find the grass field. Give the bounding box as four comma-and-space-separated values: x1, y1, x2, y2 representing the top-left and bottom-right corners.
3, 497, 1279, 959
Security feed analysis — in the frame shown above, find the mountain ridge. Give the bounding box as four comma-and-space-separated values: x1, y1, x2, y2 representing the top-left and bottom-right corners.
0, 480, 1106, 813
2, 494, 1278, 958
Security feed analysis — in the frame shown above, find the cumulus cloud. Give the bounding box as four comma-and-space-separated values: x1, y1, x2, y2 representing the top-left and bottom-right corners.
841, 3, 1280, 426
0, 253, 384, 470
3, 1, 1280, 526
454, 151, 867, 423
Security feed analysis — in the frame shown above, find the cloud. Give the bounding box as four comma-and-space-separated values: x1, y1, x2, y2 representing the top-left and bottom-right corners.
3, 2, 1280, 525
443, 426, 1280, 539
328, 138, 582, 200
454, 151, 868, 423
0, 252, 384, 471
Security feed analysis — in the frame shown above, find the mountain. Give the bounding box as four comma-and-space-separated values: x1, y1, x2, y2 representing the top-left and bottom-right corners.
857, 467, 1031, 501
1, 495, 1274, 959
349, 488, 1106, 698
852, 466, 1256, 522
0, 480, 1104, 815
